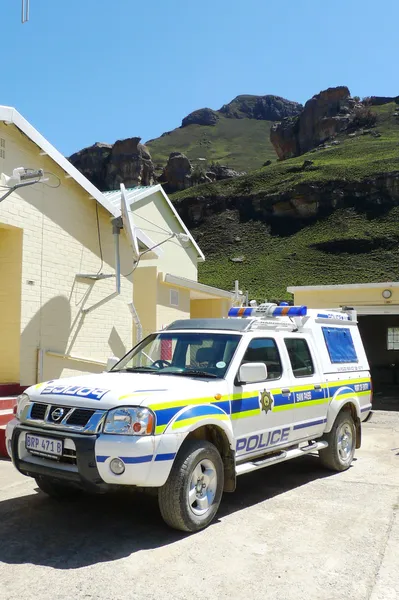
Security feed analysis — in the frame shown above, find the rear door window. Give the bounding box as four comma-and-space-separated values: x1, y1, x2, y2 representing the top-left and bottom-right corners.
284, 338, 315, 377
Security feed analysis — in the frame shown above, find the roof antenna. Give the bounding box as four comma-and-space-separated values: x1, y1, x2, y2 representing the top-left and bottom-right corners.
22, 0, 30, 23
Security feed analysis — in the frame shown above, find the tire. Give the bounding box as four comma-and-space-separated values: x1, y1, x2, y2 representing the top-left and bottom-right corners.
158, 439, 224, 533
35, 476, 83, 500
319, 410, 356, 472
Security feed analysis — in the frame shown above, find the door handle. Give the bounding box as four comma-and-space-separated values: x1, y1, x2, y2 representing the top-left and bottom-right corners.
314, 384, 322, 390
281, 388, 291, 395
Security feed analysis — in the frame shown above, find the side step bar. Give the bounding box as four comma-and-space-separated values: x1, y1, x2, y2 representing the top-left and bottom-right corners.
235, 440, 328, 476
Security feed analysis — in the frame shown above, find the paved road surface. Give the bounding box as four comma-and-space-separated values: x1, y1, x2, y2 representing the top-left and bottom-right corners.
0, 411, 398, 600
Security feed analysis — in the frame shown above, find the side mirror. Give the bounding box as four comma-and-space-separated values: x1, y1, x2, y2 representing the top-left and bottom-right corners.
238, 362, 268, 384
106, 356, 119, 371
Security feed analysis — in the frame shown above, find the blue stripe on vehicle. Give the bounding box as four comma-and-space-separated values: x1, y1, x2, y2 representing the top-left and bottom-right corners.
155, 453, 176, 461
155, 406, 183, 425
175, 404, 226, 422
293, 418, 327, 430
96, 455, 109, 463
273, 393, 295, 407
119, 455, 153, 464
231, 395, 259, 414
328, 382, 371, 397
212, 400, 231, 414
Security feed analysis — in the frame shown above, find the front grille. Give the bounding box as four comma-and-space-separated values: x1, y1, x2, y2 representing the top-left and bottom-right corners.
27, 402, 104, 434
67, 409, 95, 427
30, 403, 47, 420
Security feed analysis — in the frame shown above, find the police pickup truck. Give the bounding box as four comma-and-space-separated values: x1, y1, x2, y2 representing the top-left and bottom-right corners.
6, 303, 372, 532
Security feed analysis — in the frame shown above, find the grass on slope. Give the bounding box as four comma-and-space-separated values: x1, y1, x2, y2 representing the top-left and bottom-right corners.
173, 103, 399, 202
197, 207, 399, 301
146, 116, 276, 173
171, 103, 399, 300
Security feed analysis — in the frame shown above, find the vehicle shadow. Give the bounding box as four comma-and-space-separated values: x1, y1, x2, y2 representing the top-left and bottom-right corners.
0, 455, 335, 569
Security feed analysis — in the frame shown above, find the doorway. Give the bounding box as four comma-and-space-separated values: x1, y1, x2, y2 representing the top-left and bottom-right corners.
0, 224, 23, 383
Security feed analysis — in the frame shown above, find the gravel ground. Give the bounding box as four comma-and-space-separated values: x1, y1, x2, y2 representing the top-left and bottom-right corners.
0, 410, 398, 600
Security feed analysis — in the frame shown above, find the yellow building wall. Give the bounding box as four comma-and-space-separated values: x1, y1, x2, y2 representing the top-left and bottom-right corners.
156, 282, 190, 330
133, 266, 158, 341
133, 190, 198, 280
0, 225, 23, 382
190, 298, 230, 318
292, 285, 398, 309
0, 122, 134, 385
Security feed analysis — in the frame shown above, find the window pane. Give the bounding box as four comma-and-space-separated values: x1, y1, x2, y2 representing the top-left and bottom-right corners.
387, 328, 399, 350
322, 327, 358, 363
285, 338, 315, 377
242, 338, 282, 380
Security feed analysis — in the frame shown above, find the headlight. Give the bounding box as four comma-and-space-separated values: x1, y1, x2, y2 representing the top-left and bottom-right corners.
16, 393, 30, 419
103, 407, 155, 435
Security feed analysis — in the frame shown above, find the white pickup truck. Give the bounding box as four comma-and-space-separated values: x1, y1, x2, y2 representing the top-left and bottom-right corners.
7, 303, 372, 532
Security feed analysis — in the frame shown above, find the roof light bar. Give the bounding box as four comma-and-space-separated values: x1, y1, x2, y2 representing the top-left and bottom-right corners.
228, 303, 307, 318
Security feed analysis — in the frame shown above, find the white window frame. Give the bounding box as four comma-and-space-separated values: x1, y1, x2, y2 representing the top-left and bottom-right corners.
387, 327, 399, 350
170, 289, 179, 307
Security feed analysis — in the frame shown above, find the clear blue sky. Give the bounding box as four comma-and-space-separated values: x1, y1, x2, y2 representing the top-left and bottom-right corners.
3, 0, 398, 156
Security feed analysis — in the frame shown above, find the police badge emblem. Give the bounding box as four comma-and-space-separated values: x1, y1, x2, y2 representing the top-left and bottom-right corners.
259, 389, 273, 413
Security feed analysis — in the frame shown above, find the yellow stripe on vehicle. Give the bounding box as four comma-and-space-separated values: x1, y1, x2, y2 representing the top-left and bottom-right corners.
171, 414, 228, 430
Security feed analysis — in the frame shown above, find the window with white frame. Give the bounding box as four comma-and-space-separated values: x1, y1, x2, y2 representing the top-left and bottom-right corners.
170, 289, 179, 307
387, 327, 399, 350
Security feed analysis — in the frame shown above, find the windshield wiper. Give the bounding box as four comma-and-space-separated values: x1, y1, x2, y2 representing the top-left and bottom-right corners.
175, 370, 219, 379
113, 367, 159, 373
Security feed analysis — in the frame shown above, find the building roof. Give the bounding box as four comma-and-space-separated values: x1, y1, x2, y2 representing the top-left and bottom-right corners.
163, 273, 237, 300
287, 282, 399, 293
0, 106, 204, 262
0, 105, 116, 216
104, 185, 205, 262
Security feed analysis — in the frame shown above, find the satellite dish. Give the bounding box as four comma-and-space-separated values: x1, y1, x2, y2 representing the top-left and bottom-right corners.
120, 183, 140, 261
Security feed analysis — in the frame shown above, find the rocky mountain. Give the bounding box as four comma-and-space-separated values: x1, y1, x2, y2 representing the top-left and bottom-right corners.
69, 85, 399, 300
171, 91, 399, 299
69, 137, 155, 191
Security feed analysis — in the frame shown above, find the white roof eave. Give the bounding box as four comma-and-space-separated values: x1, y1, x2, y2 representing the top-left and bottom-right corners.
0, 105, 117, 217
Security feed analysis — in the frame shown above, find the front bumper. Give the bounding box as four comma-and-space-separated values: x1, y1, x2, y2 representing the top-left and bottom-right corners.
7, 419, 181, 490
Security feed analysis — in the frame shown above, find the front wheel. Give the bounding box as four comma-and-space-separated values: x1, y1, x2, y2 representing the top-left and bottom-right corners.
158, 439, 224, 532
319, 410, 356, 472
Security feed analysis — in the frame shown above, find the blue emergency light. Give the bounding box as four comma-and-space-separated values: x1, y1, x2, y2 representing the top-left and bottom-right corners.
228, 304, 307, 318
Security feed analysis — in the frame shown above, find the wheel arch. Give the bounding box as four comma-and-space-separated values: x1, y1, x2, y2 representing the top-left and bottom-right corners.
325, 395, 362, 449
183, 424, 236, 493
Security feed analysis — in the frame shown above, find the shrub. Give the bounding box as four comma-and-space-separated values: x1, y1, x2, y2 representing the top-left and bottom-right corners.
351, 106, 377, 129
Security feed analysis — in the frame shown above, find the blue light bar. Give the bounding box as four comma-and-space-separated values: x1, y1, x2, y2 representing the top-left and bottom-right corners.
228, 304, 307, 318
272, 305, 307, 317
228, 307, 254, 317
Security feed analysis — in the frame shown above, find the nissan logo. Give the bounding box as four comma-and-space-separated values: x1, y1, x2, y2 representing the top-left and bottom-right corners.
51, 407, 65, 422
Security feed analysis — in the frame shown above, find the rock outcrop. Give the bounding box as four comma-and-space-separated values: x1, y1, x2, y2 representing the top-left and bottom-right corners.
182, 108, 220, 127
206, 164, 242, 181
158, 153, 242, 193
158, 152, 194, 192
270, 86, 358, 160
219, 95, 303, 121
174, 171, 399, 231
69, 137, 155, 191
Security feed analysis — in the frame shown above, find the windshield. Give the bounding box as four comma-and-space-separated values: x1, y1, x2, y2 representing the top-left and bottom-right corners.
112, 331, 242, 378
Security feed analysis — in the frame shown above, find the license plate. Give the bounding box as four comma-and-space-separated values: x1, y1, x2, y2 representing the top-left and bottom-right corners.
25, 433, 63, 457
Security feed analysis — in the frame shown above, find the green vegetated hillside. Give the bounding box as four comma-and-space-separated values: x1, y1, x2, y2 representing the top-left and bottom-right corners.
172, 103, 399, 300
146, 117, 276, 173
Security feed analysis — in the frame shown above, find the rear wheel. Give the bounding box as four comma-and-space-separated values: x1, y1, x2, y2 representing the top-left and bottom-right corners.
35, 476, 83, 500
319, 411, 356, 471
158, 439, 224, 532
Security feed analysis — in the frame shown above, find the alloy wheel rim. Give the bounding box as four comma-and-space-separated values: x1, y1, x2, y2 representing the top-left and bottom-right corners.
337, 422, 354, 462
188, 458, 217, 516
